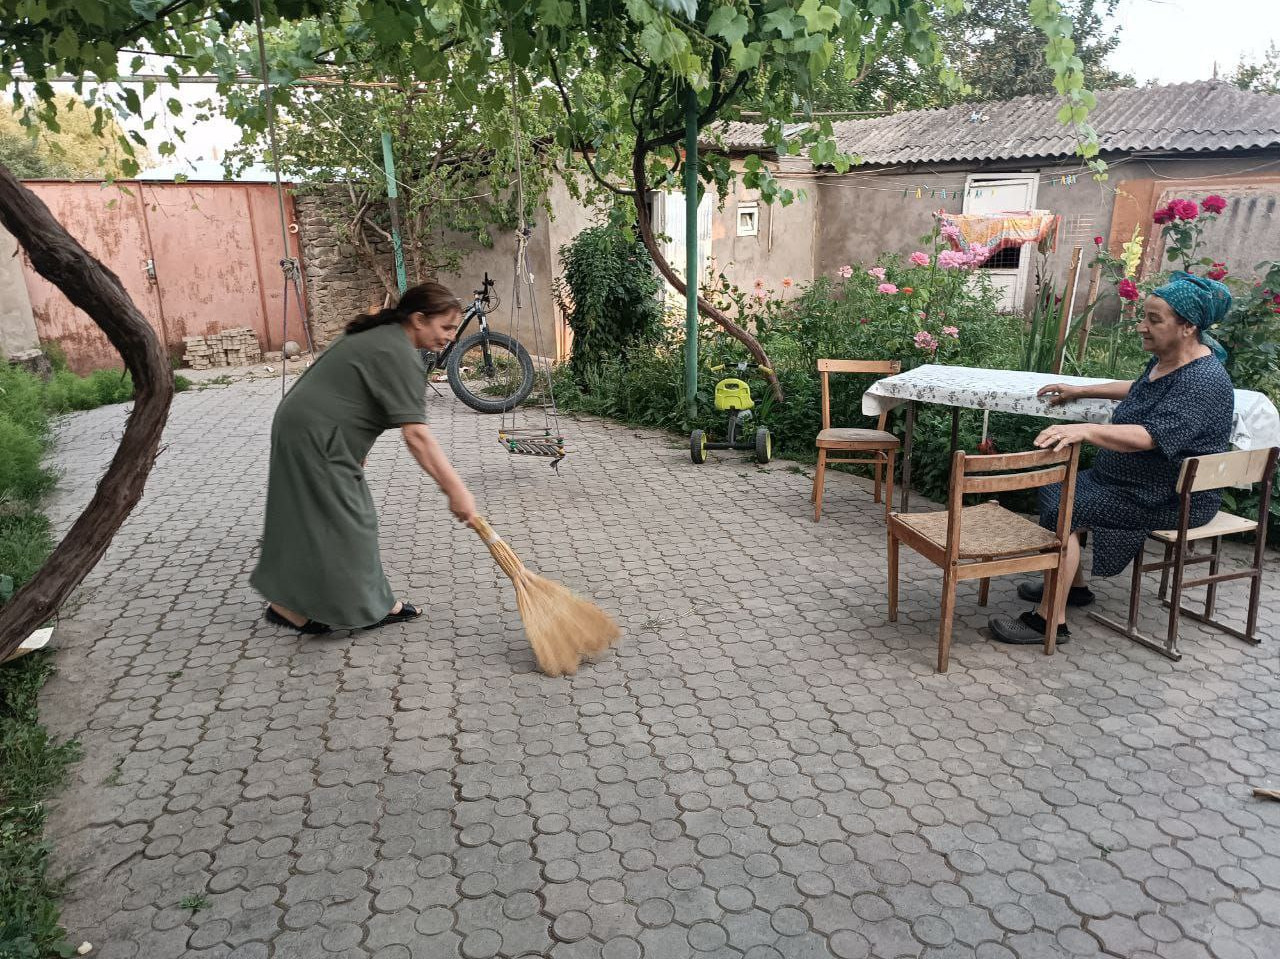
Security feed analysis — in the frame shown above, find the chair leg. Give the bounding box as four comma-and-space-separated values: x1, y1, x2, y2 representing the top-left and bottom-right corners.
1204, 536, 1221, 618
937, 565, 958, 673
1158, 542, 1173, 599
1043, 566, 1064, 656
885, 450, 896, 522
813, 450, 827, 522
978, 575, 990, 607
873, 454, 883, 505
887, 530, 899, 623
1125, 543, 1144, 632
1166, 541, 1188, 659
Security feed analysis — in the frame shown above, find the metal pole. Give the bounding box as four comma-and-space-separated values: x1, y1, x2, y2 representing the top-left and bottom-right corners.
684, 87, 699, 419
381, 130, 408, 294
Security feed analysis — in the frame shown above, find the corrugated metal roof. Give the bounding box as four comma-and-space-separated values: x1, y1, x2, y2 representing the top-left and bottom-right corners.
708, 82, 1280, 165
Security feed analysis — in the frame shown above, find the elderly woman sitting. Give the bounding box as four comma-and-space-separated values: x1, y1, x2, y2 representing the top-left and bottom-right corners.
990, 272, 1235, 645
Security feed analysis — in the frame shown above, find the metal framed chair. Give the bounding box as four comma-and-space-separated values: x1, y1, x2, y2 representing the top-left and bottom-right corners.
813, 359, 901, 522
888, 443, 1082, 673
1092, 446, 1278, 661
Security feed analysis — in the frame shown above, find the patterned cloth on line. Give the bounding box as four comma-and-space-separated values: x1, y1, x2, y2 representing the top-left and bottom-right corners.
1038, 354, 1234, 577
936, 212, 1060, 256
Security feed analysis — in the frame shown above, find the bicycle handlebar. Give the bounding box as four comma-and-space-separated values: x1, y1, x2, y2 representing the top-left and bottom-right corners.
474, 272, 495, 297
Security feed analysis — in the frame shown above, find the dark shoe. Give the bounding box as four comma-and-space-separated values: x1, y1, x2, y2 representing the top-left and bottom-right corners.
1017, 581, 1096, 608
264, 606, 332, 634
371, 601, 422, 629
990, 610, 1070, 646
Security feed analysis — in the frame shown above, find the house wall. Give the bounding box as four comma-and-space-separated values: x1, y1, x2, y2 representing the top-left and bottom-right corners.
296, 181, 586, 359
811, 152, 1280, 317
706, 165, 819, 297
0, 228, 38, 358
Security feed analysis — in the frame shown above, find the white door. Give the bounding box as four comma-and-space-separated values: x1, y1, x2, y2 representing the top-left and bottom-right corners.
662, 189, 712, 297
963, 174, 1039, 312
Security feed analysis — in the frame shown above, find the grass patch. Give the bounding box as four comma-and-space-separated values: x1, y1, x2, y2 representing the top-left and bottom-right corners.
1, 353, 164, 959
178, 893, 210, 913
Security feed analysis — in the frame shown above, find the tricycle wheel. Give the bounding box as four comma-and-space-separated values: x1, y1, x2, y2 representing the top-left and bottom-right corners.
690, 429, 707, 464
754, 428, 772, 464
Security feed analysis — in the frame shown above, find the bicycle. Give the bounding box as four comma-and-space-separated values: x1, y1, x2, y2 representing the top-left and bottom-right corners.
420, 272, 535, 414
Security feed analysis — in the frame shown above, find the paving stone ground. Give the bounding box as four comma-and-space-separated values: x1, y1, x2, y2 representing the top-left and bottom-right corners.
38, 376, 1280, 959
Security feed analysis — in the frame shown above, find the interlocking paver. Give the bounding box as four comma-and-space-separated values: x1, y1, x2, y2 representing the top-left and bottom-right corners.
35, 380, 1280, 958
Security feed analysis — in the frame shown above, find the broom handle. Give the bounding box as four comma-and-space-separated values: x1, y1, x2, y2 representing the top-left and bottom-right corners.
471, 516, 501, 546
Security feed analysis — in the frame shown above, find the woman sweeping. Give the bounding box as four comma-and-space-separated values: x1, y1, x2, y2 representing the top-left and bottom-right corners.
252, 282, 479, 634
989, 271, 1234, 645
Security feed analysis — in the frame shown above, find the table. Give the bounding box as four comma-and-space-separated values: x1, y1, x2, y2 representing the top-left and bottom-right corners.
862, 364, 1280, 512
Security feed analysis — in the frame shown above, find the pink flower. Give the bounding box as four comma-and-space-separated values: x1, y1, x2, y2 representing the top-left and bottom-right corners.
753, 277, 764, 290
965, 244, 992, 267
937, 250, 967, 270
913, 331, 939, 353
909, 251, 931, 267
1118, 278, 1140, 301
753, 289, 768, 300
859, 316, 870, 324
1203, 194, 1227, 215
837, 265, 853, 279
940, 223, 961, 241
1153, 206, 1174, 225
941, 325, 959, 338
781, 276, 793, 288
1207, 262, 1228, 281
868, 266, 887, 281
877, 283, 899, 294
1171, 198, 1199, 221
1093, 235, 1104, 246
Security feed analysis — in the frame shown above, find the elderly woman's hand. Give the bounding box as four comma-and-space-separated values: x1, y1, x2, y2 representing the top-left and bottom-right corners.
1034, 423, 1092, 452
1037, 382, 1082, 406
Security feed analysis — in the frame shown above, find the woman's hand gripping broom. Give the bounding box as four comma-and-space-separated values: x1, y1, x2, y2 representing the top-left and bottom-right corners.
471, 517, 620, 676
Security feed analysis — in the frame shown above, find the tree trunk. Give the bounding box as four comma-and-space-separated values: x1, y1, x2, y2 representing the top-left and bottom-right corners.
0, 165, 174, 661
630, 147, 784, 403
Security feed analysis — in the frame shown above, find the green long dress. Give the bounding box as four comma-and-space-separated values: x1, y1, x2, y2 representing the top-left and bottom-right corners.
251, 322, 428, 628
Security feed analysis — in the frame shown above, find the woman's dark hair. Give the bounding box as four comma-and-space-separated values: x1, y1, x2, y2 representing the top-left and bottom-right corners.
345, 282, 461, 335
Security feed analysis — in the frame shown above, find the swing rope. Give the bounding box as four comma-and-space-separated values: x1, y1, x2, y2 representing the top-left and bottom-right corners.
250, 0, 318, 397
498, 55, 565, 466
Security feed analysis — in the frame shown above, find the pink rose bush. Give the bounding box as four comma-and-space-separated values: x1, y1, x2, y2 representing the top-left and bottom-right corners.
868, 266, 887, 281
837, 265, 853, 279
913, 331, 939, 353
941, 325, 959, 338
909, 251, 931, 267
877, 283, 899, 294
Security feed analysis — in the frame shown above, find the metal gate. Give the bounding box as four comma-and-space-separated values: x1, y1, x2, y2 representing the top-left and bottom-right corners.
19, 180, 304, 373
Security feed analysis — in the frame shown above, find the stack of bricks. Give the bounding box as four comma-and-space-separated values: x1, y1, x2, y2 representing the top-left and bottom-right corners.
182, 328, 263, 369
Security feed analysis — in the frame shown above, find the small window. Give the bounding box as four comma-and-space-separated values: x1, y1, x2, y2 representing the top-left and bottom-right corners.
737, 203, 759, 237
976, 246, 1021, 269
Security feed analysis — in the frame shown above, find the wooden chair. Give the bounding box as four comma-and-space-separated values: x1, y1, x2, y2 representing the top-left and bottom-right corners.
888, 444, 1081, 673
813, 359, 901, 521
1092, 446, 1278, 661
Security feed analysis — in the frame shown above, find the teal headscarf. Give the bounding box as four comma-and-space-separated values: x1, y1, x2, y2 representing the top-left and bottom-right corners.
1151, 271, 1231, 362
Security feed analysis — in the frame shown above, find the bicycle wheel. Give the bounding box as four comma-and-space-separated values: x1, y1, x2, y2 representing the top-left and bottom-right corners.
445, 330, 535, 414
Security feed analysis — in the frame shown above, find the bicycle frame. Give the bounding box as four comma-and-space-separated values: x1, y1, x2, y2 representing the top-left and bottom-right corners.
422, 276, 494, 371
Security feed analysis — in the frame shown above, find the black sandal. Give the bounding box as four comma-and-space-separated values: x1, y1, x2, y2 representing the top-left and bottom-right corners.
264, 606, 332, 635
989, 610, 1070, 646
371, 601, 422, 629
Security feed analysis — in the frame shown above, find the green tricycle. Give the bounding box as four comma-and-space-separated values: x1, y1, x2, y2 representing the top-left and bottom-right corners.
690, 360, 773, 465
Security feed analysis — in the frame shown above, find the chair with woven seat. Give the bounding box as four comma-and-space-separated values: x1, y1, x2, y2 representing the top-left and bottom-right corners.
1092, 446, 1278, 661
888, 443, 1081, 672
813, 359, 901, 521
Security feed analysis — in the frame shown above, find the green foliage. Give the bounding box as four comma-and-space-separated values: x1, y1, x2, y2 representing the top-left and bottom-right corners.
179, 893, 211, 912
1231, 41, 1280, 95
556, 212, 663, 382
1, 650, 82, 959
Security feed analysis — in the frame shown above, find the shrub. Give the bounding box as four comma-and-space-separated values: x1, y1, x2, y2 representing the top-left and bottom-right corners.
555, 209, 664, 383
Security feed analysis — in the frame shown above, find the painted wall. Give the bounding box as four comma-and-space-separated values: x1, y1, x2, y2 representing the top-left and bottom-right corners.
811, 152, 1280, 318
0, 227, 38, 357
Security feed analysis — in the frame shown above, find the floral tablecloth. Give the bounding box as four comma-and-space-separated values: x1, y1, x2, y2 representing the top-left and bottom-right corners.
862, 364, 1280, 451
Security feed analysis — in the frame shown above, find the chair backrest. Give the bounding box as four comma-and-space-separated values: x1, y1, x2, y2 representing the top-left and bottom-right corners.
816, 358, 901, 430
945, 444, 1083, 551
1177, 447, 1279, 493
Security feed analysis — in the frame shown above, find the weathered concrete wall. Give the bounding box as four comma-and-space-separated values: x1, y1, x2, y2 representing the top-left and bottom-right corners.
296, 183, 582, 358
0, 227, 38, 357
708, 168, 818, 297
812, 152, 1280, 318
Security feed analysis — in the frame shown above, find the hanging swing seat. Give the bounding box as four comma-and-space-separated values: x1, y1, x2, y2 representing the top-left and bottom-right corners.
499, 428, 566, 463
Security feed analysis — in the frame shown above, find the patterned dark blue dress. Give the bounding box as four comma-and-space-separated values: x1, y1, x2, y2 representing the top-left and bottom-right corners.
1039, 355, 1234, 577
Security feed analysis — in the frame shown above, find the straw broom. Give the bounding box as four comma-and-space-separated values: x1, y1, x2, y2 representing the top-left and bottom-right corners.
471, 516, 620, 676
